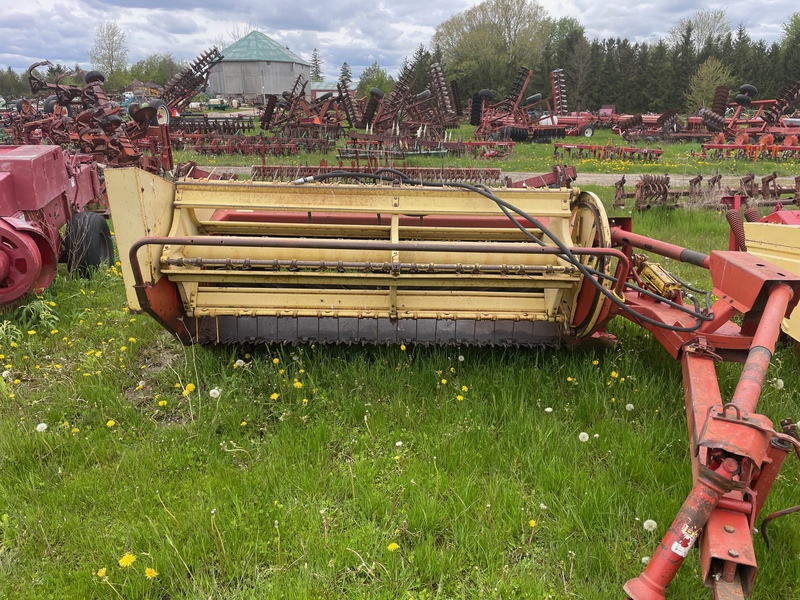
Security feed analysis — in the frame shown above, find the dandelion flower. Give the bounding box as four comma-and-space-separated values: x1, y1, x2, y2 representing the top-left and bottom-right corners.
270, 392, 280, 400
118, 553, 136, 567
456, 395, 464, 401
400, 344, 406, 351
293, 380, 303, 389
234, 359, 244, 368
625, 403, 634, 411
544, 407, 553, 413
611, 371, 619, 379
529, 519, 537, 527
209, 388, 221, 399
578, 432, 589, 442
96, 567, 107, 578
395, 441, 403, 447
592, 359, 599, 365
145, 567, 158, 579
567, 376, 573, 382
240, 421, 247, 427
36, 423, 48, 433
461, 385, 468, 392
458, 355, 464, 362
387, 542, 400, 552
27, 330, 36, 336
441, 378, 447, 385
643, 519, 657, 532
158, 400, 167, 407
106, 420, 116, 428
773, 378, 785, 390
272, 357, 280, 364
641, 556, 650, 565
182, 383, 196, 396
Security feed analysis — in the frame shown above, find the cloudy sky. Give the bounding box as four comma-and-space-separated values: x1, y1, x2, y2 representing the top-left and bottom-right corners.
0, 0, 795, 79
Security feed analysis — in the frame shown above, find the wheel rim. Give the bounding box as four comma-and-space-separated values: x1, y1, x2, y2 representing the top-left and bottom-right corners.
0, 222, 43, 303
156, 104, 170, 125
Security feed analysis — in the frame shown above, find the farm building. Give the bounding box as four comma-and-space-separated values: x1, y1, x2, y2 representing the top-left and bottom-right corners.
208, 31, 310, 100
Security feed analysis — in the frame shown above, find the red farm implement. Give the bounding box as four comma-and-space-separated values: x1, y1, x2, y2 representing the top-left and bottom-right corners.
0, 145, 110, 306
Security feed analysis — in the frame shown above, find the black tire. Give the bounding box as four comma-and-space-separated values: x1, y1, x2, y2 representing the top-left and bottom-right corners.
127, 103, 139, 118
84, 71, 105, 84
580, 124, 594, 138
739, 84, 757, 97
735, 94, 752, 107
369, 87, 385, 99
43, 95, 58, 114
147, 99, 170, 126
316, 92, 333, 102
15, 99, 25, 112
526, 93, 542, 104
478, 89, 494, 101
64, 212, 114, 276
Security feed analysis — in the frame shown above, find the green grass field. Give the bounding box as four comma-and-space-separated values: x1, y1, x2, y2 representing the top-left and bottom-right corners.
1, 164, 799, 599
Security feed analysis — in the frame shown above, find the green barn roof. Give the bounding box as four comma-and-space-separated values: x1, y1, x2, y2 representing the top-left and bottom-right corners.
220, 31, 310, 65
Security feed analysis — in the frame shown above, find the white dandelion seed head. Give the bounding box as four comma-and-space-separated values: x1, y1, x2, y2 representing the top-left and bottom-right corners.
578, 432, 589, 442
643, 519, 658, 532
1, 370, 9, 379
773, 378, 785, 390
625, 403, 634, 412
539, 503, 548, 510
209, 388, 221, 398
395, 441, 403, 447
458, 355, 464, 362
641, 556, 650, 565
235, 359, 245, 367
544, 407, 553, 413
36, 422, 48, 433
593, 433, 600, 439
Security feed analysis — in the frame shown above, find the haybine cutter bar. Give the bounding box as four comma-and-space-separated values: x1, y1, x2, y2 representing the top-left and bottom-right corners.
106, 169, 800, 599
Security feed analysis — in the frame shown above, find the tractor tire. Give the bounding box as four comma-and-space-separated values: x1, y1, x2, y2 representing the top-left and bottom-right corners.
147, 99, 170, 126
84, 70, 105, 85
43, 95, 58, 114
478, 89, 494, 101
369, 87, 385, 99
316, 91, 334, 102
579, 124, 594, 138
64, 212, 114, 277
735, 94, 752, 107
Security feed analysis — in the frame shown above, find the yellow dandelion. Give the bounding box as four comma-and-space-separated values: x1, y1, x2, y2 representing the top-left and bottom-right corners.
182, 383, 196, 396
27, 330, 36, 336
529, 519, 537, 527
71, 427, 80, 433
240, 421, 247, 427
128, 337, 136, 343
302, 398, 308, 404
611, 371, 619, 379
50, 329, 58, 335
272, 357, 280, 364
270, 392, 279, 400
440, 378, 447, 385
567, 376, 573, 382
96, 567, 107, 578
387, 542, 400, 552
118, 553, 136, 567
400, 344, 406, 351
145, 567, 158, 579
456, 395, 464, 401
293, 380, 303, 389
106, 419, 116, 428
158, 400, 167, 407
461, 385, 468, 392
592, 359, 599, 365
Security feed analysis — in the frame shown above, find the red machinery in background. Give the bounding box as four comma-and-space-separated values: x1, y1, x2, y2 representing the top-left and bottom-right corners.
0, 145, 110, 305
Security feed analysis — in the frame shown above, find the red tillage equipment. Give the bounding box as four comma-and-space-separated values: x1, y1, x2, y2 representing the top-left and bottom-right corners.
0, 145, 110, 305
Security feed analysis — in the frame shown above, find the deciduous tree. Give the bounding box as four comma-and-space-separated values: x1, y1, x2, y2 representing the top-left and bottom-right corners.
88, 21, 128, 90
685, 56, 733, 113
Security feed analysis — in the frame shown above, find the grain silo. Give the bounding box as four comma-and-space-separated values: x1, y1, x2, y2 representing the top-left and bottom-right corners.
208, 31, 310, 101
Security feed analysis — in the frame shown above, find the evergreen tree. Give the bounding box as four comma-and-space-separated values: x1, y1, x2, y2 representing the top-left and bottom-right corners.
339, 62, 352, 84
310, 48, 323, 82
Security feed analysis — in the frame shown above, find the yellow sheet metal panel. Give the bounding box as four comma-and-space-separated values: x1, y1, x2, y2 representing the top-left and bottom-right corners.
745, 221, 800, 341
105, 168, 176, 311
